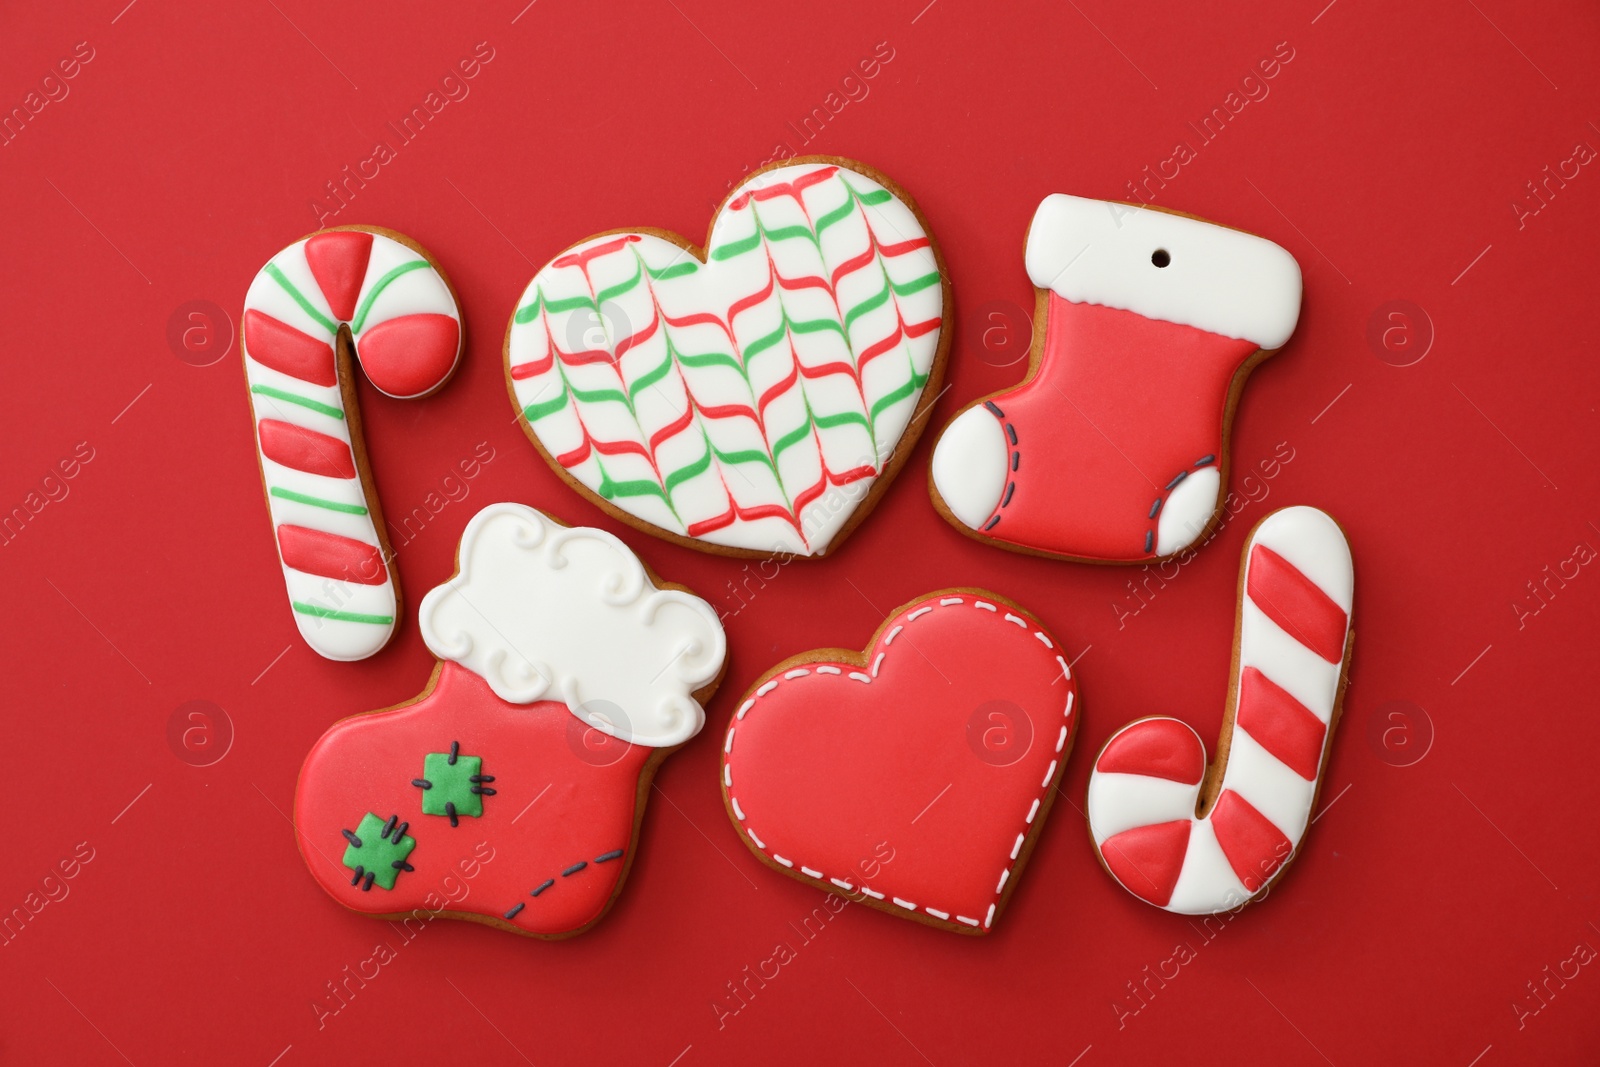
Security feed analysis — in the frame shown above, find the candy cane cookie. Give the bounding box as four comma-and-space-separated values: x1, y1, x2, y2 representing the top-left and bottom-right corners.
243, 227, 463, 661
1087, 506, 1354, 914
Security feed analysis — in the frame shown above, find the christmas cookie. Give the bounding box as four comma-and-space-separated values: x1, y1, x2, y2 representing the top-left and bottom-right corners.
506, 157, 950, 558
929, 196, 1301, 563
294, 502, 726, 938
244, 226, 463, 661
1087, 506, 1353, 914
721, 590, 1077, 934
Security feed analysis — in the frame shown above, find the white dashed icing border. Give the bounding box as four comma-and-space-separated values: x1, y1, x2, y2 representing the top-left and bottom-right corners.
723, 594, 1075, 931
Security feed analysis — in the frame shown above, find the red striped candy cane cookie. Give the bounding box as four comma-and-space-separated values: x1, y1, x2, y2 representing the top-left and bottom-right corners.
243, 227, 463, 661
1087, 506, 1354, 914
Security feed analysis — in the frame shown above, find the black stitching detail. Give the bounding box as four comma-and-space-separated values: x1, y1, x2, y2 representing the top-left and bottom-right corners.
984, 400, 1005, 417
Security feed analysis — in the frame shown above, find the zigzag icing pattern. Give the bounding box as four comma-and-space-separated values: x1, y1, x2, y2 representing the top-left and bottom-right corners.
243, 228, 462, 661
1086, 506, 1354, 914
507, 162, 944, 556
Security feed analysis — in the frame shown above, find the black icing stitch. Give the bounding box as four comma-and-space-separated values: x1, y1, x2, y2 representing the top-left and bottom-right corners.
1142, 455, 1223, 558
594, 850, 624, 863
1165, 470, 1188, 491
1195, 454, 1215, 466
342, 829, 362, 848
984, 400, 1005, 417
504, 902, 525, 920
531, 879, 555, 897
446, 801, 459, 828
983, 515, 1001, 531
520, 848, 624, 905
412, 778, 432, 789
448, 740, 460, 765
1002, 482, 1015, 507
562, 861, 587, 876
1144, 530, 1154, 553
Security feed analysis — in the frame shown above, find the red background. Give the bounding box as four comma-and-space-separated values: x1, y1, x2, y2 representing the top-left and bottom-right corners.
2, 0, 1597, 1063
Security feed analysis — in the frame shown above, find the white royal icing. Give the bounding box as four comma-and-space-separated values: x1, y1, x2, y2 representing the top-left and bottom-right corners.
417, 502, 726, 747
507, 162, 945, 556
1024, 194, 1302, 350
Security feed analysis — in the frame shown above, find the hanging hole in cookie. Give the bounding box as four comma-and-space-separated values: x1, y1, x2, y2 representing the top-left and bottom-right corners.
1151, 249, 1171, 268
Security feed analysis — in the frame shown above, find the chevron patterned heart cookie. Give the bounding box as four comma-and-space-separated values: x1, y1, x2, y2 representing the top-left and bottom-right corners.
506, 158, 950, 557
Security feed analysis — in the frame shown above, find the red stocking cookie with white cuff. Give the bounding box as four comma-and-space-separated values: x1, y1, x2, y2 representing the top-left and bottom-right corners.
294, 502, 726, 937
244, 226, 463, 660
930, 196, 1301, 563
1087, 506, 1354, 914
721, 590, 1078, 934
506, 157, 950, 558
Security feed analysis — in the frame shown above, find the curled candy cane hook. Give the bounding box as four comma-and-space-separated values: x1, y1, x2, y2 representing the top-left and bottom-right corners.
242, 226, 463, 661
1087, 506, 1355, 914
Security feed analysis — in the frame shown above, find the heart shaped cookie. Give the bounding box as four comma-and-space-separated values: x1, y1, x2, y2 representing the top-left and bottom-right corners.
506, 157, 950, 557
721, 590, 1077, 934
294, 502, 726, 938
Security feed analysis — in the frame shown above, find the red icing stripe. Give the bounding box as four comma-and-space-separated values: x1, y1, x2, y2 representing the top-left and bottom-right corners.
1099, 820, 1191, 908
1246, 545, 1348, 663
1094, 718, 1206, 784
1210, 790, 1292, 892
878, 236, 932, 257
687, 498, 803, 539
613, 307, 659, 359
356, 314, 459, 398
648, 407, 695, 453
727, 270, 776, 326
1234, 667, 1327, 781
727, 165, 838, 211
757, 364, 799, 417
244, 311, 337, 387
830, 244, 876, 287
258, 420, 356, 479
554, 234, 639, 271
509, 353, 553, 380
278, 525, 387, 585
304, 231, 373, 322
792, 463, 873, 517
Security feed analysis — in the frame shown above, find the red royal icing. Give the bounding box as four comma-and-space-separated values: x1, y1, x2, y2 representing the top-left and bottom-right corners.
243, 310, 337, 387
305, 230, 374, 323
975, 296, 1257, 561
1246, 545, 1350, 663
355, 313, 460, 398
276, 525, 387, 585
722, 593, 1076, 932
296, 662, 653, 937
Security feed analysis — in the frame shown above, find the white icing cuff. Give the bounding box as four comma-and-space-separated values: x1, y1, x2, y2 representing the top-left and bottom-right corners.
1024, 194, 1302, 350
930, 405, 1009, 529
418, 503, 726, 747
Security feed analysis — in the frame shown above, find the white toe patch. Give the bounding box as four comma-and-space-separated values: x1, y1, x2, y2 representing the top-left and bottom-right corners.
931, 406, 1010, 530
1156, 466, 1220, 554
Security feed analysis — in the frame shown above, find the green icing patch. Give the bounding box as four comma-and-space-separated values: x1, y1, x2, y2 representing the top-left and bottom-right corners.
341, 812, 416, 891
414, 743, 494, 824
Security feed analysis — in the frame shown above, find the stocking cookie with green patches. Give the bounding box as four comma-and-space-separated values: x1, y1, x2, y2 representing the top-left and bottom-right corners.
294, 502, 727, 938
505, 157, 951, 558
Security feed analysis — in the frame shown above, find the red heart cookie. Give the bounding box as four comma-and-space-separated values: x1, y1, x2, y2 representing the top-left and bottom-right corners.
721, 590, 1078, 934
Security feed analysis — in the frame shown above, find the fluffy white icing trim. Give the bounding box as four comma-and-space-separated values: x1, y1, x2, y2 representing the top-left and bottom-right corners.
1024, 194, 1302, 350
418, 503, 725, 747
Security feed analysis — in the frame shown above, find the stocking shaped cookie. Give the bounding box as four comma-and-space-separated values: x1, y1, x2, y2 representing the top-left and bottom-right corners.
722, 590, 1077, 934
506, 157, 950, 558
930, 196, 1301, 563
295, 503, 725, 937
1087, 506, 1353, 914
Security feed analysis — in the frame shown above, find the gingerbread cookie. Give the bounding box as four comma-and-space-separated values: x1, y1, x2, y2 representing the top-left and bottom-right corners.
930, 196, 1301, 563
506, 157, 950, 558
1087, 506, 1353, 914
294, 502, 726, 937
243, 226, 463, 660
721, 590, 1077, 934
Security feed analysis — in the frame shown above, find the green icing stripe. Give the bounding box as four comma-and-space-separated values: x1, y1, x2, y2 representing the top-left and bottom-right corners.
663, 446, 712, 494
250, 384, 344, 419
771, 419, 811, 461
265, 262, 338, 335
292, 602, 393, 625
629, 349, 673, 400
596, 261, 643, 306
270, 487, 368, 515
352, 260, 430, 333
599, 472, 670, 503
677, 350, 742, 372
855, 187, 892, 205
843, 283, 890, 332
869, 369, 930, 422
711, 444, 776, 472
789, 315, 847, 339
710, 230, 761, 261
815, 197, 855, 237
514, 290, 544, 324
514, 289, 598, 325
814, 409, 870, 431
744, 320, 788, 363
523, 383, 570, 421
760, 222, 818, 248
891, 271, 941, 297
571, 382, 629, 406
647, 261, 698, 281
